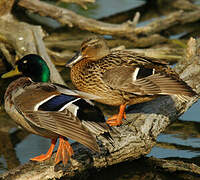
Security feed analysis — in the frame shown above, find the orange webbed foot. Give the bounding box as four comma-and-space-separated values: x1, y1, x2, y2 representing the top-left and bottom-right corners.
106, 113, 126, 126
31, 139, 57, 162
106, 104, 127, 126
55, 137, 74, 166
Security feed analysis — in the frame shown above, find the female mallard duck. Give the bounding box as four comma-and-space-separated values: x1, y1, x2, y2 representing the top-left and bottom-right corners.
66, 36, 197, 126
2, 54, 113, 166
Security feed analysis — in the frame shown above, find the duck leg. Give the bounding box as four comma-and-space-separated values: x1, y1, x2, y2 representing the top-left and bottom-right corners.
30, 138, 57, 162
106, 104, 126, 126
55, 136, 74, 166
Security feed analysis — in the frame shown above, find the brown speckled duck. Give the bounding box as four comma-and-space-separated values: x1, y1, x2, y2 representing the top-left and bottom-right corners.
66, 36, 197, 126
2, 54, 113, 166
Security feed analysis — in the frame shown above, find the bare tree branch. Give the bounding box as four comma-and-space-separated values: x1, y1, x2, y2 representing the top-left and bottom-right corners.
18, 0, 200, 42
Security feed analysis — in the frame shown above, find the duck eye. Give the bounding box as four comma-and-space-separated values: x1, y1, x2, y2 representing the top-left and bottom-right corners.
81, 46, 86, 52
23, 60, 27, 64
93, 44, 102, 49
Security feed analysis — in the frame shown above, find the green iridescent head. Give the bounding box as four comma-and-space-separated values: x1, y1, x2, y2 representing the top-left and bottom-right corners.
2, 54, 50, 82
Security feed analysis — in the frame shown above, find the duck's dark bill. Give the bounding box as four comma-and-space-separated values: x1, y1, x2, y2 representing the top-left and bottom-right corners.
65, 51, 82, 67
1, 66, 22, 78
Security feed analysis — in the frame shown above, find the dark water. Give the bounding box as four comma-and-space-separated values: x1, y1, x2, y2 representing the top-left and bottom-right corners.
148, 100, 200, 158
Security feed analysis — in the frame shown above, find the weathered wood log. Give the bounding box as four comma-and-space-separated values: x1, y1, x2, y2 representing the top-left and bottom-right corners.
0, 37, 199, 180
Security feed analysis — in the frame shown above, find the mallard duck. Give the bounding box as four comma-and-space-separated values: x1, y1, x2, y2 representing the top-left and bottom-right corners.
66, 36, 197, 126
2, 54, 113, 166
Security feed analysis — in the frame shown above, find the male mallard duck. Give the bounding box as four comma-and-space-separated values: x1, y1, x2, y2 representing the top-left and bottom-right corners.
2, 54, 113, 166
66, 36, 197, 126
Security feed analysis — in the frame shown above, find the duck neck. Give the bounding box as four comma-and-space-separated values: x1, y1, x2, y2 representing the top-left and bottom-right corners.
31, 66, 50, 83
70, 58, 90, 87
72, 58, 91, 72
29, 58, 50, 83
39, 71, 50, 83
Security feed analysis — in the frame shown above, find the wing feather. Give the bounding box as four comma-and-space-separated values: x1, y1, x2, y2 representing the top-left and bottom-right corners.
24, 110, 100, 152
13, 82, 100, 152
103, 66, 195, 96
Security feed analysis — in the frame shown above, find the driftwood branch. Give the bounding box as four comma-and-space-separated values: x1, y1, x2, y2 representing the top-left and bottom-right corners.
135, 10, 200, 36
0, 19, 65, 85
18, 0, 200, 43
1, 36, 200, 179
18, 0, 139, 40
170, 0, 200, 11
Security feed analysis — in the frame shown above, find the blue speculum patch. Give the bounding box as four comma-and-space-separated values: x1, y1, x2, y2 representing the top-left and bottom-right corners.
38, 94, 77, 111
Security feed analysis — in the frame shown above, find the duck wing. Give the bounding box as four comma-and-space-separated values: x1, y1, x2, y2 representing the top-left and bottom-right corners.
53, 83, 102, 100
24, 110, 100, 152
14, 82, 100, 152
102, 65, 195, 97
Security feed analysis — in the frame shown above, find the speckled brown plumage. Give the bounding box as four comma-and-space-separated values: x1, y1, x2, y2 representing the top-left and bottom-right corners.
67, 36, 197, 126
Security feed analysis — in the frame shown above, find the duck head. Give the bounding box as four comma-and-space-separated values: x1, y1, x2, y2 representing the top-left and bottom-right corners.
2, 54, 50, 82
66, 36, 110, 67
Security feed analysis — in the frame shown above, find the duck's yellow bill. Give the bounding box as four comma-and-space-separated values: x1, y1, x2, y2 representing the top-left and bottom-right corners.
1, 66, 22, 78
